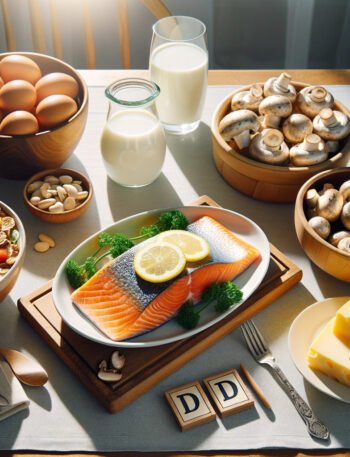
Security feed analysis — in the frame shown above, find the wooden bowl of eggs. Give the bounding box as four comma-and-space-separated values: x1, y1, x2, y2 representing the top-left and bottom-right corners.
23, 168, 93, 223
294, 168, 350, 282
211, 73, 350, 203
0, 52, 88, 179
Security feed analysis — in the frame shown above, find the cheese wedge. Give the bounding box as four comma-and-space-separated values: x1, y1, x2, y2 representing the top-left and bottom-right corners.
307, 318, 350, 387
333, 299, 350, 347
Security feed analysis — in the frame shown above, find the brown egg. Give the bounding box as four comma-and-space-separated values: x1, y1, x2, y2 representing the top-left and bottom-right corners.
0, 55, 42, 85
0, 80, 36, 112
0, 111, 39, 135
36, 94, 78, 129
35, 72, 79, 103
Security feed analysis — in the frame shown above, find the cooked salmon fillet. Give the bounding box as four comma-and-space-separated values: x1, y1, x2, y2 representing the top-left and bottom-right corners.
71, 216, 261, 341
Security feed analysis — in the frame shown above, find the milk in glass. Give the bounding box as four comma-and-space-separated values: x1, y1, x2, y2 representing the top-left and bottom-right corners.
150, 42, 208, 126
101, 109, 166, 187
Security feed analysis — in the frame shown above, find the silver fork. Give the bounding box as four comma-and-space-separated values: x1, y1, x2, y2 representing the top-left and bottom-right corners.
241, 320, 329, 441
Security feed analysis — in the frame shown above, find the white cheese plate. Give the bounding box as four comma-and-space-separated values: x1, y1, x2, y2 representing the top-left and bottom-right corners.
288, 297, 350, 403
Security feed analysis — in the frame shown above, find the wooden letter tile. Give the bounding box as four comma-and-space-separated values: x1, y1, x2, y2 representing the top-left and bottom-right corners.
203, 369, 254, 417
165, 381, 216, 431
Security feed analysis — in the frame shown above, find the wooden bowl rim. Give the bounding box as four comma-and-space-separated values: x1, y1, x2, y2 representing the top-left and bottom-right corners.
0, 51, 88, 139
0, 200, 26, 285
295, 167, 350, 258
211, 80, 347, 173
23, 167, 93, 217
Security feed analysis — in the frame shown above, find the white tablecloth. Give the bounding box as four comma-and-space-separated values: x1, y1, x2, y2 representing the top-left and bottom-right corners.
0, 83, 349, 452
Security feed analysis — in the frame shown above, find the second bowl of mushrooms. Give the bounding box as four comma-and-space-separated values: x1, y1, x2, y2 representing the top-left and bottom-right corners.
294, 167, 350, 282
211, 73, 350, 203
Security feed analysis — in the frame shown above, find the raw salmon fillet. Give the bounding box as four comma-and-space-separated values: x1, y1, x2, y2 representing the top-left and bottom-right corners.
71, 216, 261, 341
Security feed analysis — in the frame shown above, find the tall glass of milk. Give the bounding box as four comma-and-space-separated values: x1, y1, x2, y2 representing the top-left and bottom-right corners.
149, 16, 208, 135
100, 78, 166, 187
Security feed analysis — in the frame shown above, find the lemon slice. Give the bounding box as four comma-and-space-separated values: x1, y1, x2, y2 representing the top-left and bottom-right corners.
134, 241, 186, 283
156, 230, 210, 262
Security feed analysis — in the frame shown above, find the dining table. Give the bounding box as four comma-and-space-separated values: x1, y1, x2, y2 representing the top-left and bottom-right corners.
0, 68, 350, 457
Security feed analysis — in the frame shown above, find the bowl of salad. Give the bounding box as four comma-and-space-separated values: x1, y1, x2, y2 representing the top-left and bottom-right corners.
0, 201, 26, 302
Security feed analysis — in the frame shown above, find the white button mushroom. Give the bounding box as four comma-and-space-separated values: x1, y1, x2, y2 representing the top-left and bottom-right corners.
249, 128, 289, 165
259, 95, 292, 129
308, 216, 331, 239
282, 113, 313, 144
296, 86, 334, 118
313, 108, 350, 140
328, 230, 350, 247
337, 237, 350, 253
263, 72, 297, 101
290, 134, 328, 166
231, 84, 263, 112
339, 180, 350, 202
316, 187, 344, 222
219, 109, 260, 149
341, 201, 350, 229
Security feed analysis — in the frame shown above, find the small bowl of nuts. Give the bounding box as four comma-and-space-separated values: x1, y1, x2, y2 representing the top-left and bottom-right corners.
23, 168, 93, 223
295, 167, 350, 282
0, 201, 26, 302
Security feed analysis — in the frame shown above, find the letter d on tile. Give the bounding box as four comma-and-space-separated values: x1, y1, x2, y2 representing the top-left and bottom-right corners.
214, 380, 238, 401
176, 392, 200, 414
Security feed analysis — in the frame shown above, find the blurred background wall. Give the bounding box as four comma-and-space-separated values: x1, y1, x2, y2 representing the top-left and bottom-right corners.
1, 0, 350, 70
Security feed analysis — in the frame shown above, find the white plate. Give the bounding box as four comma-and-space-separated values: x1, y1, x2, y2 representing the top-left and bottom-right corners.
53, 206, 270, 348
288, 297, 350, 403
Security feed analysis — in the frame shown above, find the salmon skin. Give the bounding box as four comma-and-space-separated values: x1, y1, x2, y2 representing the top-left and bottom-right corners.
71, 216, 261, 341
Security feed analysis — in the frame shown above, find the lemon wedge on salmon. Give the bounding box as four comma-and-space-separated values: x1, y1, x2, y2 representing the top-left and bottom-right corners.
156, 230, 210, 262
134, 241, 186, 283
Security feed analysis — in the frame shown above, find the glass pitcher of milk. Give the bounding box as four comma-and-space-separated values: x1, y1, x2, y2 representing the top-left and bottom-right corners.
100, 78, 166, 187
149, 16, 208, 135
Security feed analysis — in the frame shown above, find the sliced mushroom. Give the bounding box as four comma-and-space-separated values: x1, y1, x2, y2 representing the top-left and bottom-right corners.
110, 351, 125, 370
259, 95, 292, 129
296, 86, 334, 118
313, 108, 350, 140
263, 72, 297, 101
316, 187, 344, 222
249, 128, 289, 165
97, 369, 122, 382
341, 201, 350, 229
339, 180, 350, 202
290, 134, 328, 166
231, 84, 263, 112
308, 216, 331, 239
219, 109, 260, 149
282, 113, 313, 143
328, 230, 350, 247
337, 237, 350, 253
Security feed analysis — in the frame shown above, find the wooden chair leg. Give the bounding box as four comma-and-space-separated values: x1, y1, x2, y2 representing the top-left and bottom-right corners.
116, 0, 131, 69
28, 0, 47, 53
0, 0, 16, 51
82, 0, 96, 69
48, 0, 63, 60
140, 0, 172, 20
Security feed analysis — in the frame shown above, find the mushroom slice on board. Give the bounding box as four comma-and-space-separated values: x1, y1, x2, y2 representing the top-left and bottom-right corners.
263, 72, 297, 101
296, 86, 334, 118
219, 109, 259, 149
249, 128, 289, 165
290, 134, 328, 166
231, 84, 263, 112
259, 95, 292, 129
313, 108, 350, 140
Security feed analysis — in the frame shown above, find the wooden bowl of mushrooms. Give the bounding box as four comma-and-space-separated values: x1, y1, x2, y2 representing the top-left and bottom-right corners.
212, 73, 350, 203
294, 167, 350, 282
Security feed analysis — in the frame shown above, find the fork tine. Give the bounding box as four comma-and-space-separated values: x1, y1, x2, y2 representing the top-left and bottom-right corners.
247, 319, 268, 353
241, 322, 259, 357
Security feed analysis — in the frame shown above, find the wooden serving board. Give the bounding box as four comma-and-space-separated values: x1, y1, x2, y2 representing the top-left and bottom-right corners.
17, 195, 302, 413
